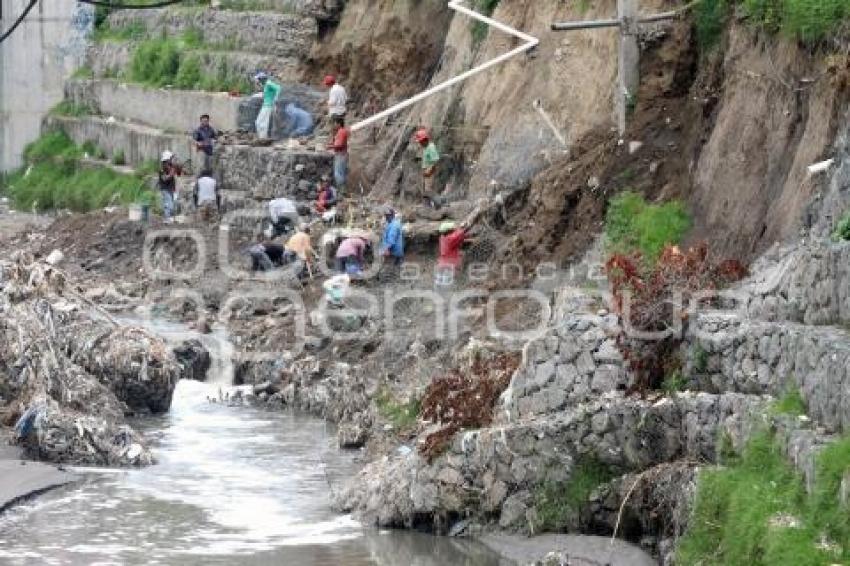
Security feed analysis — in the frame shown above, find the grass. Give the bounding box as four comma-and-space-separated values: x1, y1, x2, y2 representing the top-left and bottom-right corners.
677, 432, 850, 565
93, 20, 148, 42
771, 384, 807, 416
833, 209, 850, 242
605, 191, 691, 264
3, 131, 156, 212
533, 458, 615, 532
661, 370, 687, 395
693, 344, 709, 373
695, 0, 730, 51
376, 389, 421, 430
72, 66, 94, 80
50, 100, 96, 118
743, 0, 849, 43
111, 150, 127, 166
470, 0, 501, 47
127, 31, 252, 93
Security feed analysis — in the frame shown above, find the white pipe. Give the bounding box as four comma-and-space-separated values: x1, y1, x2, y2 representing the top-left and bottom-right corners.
350, 0, 540, 133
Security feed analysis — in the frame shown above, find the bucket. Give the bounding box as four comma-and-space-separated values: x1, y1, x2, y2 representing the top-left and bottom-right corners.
128, 204, 142, 221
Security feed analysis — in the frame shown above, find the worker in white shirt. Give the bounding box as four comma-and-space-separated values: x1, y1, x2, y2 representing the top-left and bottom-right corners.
193, 169, 219, 222
323, 74, 348, 120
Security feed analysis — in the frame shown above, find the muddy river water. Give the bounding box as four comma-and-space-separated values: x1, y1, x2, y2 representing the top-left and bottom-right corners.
0, 318, 503, 566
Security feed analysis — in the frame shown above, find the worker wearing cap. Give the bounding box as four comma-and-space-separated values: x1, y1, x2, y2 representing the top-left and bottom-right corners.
254, 71, 281, 140
324, 75, 348, 120
415, 128, 440, 203
158, 150, 178, 222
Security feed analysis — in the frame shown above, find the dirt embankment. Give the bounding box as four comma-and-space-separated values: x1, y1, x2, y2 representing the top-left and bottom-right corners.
309, 0, 849, 268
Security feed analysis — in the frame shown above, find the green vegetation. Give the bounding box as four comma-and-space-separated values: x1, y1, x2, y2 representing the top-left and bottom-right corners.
2, 131, 156, 212
833, 209, 850, 242
376, 389, 421, 430
661, 370, 687, 395
72, 66, 94, 80
50, 100, 96, 118
605, 191, 691, 264
533, 458, 615, 532
93, 20, 148, 42
771, 384, 807, 416
678, 432, 850, 565
217, 0, 297, 12
693, 344, 709, 373
111, 150, 127, 166
470, 0, 501, 47
694, 0, 849, 49
127, 31, 252, 93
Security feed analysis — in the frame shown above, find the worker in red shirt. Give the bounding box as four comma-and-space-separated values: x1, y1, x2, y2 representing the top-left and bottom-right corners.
327, 116, 349, 195
435, 203, 486, 287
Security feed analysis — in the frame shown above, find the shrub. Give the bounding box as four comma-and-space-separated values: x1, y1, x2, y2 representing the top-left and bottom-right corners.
771, 384, 807, 416
833, 209, 850, 242
606, 243, 748, 391
695, 0, 729, 50
470, 0, 501, 46
375, 389, 421, 431
111, 150, 126, 166
742, 0, 849, 42
533, 458, 615, 532
605, 191, 691, 264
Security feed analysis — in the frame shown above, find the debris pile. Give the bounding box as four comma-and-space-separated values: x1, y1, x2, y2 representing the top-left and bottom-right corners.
419, 348, 520, 461
0, 252, 184, 466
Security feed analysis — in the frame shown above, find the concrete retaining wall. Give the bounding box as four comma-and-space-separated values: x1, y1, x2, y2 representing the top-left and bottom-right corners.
46, 115, 193, 169
65, 79, 244, 133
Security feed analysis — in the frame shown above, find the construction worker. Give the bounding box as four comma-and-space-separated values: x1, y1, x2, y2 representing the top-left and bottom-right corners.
192, 114, 218, 172
328, 116, 349, 194
435, 203, 485, 286
283, 103, 315, 138
323, 74, 348, 120
268, 197, 300, 237
284, 223, 315, 279
158, 150, 179, 222
335, 236, 369, 276
193, 168, 219, 222
415, 128, 440, 204
315, 174, 337, 213
380, 207, 404, 266
254, 71, 281, 141
249, 237, 286, 272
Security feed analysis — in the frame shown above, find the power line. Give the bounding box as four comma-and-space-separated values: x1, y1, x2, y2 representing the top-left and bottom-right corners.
77, 0, 195, 8
0, 0, 39, 46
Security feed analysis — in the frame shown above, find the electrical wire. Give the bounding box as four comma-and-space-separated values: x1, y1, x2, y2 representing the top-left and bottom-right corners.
0, 0, 39, 45
76, 0, 193, 9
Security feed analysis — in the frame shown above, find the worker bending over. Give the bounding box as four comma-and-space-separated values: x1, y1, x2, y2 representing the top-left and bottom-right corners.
435, 203, 485, 287
335, 236, 369, 276
284, 103, 315, 138
284, 224, 315, 279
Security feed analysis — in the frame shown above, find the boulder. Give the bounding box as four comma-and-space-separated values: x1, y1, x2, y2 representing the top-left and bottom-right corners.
173, 339, 211, 382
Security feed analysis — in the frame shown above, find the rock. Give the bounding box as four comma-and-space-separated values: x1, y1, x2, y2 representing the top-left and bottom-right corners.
628, 141, 644, 154
499, 491, 530, 529
587, 176, 600, 190
173, 339, 211, 382
338, 422, 367, 449
44, 250, 64, 266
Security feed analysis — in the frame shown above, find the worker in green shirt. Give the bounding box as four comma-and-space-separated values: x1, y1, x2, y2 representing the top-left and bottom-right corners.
415, 128, 440, 205
254, 71, 281, 141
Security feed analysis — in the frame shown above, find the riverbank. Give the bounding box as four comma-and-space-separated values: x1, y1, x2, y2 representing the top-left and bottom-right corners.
481, 533, 657, 565
0, 446, 77, 514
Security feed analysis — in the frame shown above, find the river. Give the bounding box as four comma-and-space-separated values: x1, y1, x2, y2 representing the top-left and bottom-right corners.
0, 319, 504, 566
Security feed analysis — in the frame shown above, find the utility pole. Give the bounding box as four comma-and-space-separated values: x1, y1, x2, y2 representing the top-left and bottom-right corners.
552, 1, 685, 135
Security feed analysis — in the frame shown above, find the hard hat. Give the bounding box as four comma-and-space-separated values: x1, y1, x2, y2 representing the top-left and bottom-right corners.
161, 150, 173, 162
439, 221, 456, 234
414, 128, 430, 143
323, 74, 336, 87
254, 71, 269, 82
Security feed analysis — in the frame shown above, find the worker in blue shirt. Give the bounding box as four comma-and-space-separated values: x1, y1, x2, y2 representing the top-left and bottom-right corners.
380, 207, 404, 266
284, 103, 315, 138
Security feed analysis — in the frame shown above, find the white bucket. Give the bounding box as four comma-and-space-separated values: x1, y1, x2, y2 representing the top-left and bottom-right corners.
128, 204, 143, 221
